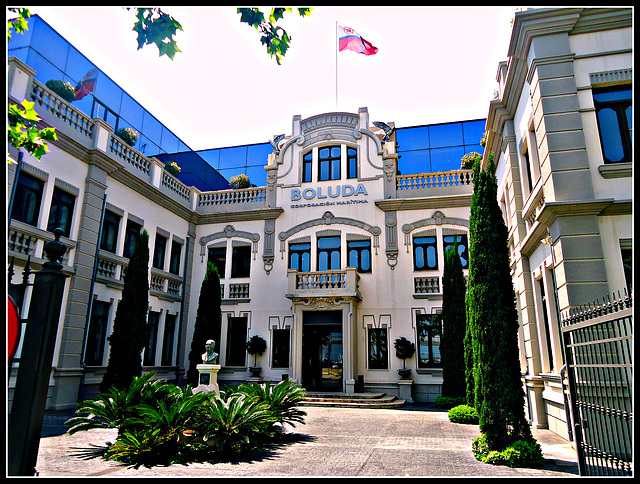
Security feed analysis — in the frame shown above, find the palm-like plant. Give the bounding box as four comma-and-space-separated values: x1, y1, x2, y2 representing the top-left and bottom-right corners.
237, 380, 307, 428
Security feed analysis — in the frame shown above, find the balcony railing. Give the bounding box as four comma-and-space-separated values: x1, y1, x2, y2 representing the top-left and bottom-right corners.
286, 268, 361, 301
396, 169, 473, 198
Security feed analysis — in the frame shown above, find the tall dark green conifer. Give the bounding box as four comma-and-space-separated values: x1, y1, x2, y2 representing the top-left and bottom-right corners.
186, 262, 222, 386
100, 229, 150, 392
466, 157, 532, 451
441, 241, 467, 399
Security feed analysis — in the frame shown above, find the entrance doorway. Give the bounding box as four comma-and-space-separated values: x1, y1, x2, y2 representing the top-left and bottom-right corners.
302, 311, 342, 392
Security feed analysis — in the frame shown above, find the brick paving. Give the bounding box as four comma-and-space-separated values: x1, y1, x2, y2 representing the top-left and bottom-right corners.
35, 404, 579, 477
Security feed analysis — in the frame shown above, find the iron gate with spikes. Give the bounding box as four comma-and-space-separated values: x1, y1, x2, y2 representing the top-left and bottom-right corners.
561, 292, 633, 476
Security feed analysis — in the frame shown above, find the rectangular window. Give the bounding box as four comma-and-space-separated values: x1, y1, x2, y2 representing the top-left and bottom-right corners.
100, 210, 120, 253
226, 316, 248, 366
208, 246, 226, 278
144, 311, 160, 366
231, 245, 251, 278
123, 219, 142, 259
152, 233, 168, 270
537, 277, 555, 373
11, 171, 44, 227
169, 240, 182, 275
161, 313, 177, 366
85, 300, 111, 366
318, 145, 341, 181
347, 239, 371, 273
593, 85, 632, 164
47, 187, 76, 237
302, 151, 312, 183
442, 234, 469, 269
417, 314, 441, 368
317, 236, 341, 271
368, 327, 388, 369
289, 242, 311, 272
620, 243, 632, 295
413, 236, 438, 271
271, 328, 290, 368
347, 147, 357, 179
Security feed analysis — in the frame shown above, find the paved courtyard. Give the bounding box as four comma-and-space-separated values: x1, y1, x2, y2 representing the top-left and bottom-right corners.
35, 404, 579, 477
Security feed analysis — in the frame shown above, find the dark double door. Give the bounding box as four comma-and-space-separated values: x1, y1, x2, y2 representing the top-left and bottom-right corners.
302, 311, 343, 392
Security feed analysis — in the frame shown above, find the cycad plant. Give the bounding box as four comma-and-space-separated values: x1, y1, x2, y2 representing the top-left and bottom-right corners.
237, 380, 307, 428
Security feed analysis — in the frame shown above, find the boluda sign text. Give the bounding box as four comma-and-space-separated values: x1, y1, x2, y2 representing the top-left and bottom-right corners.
290, 183, 369, 208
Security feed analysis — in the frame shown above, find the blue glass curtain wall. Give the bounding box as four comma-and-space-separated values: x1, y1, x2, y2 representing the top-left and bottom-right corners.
8, 15, 192, 157
395, 119, 485, 175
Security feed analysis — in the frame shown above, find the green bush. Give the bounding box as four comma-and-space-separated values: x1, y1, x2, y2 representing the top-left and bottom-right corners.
448, 404, 479, 424
45, 79, 76, 103
472, 433, 545, 468
66, 373, 307, 467
435, 396, 467, 410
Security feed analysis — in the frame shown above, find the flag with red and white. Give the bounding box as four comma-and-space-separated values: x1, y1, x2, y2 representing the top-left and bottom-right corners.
338, 25, 378, 56
74, 68, 98, 101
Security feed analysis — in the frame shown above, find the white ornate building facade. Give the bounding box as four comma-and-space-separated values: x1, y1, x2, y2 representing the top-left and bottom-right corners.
8, 8, 632, 443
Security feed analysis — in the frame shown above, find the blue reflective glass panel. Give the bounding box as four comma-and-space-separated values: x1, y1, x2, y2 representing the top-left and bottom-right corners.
120, 93, 144, 131
197, 150, 221, 169
247, 143, 271, 166
32, 20, 68, 71
141, 112, 163, 147
396, 126, 428, 151
218, 146, 247, 170
462, 120, 486, 146
429, 123, 464, 148
430, 146, 465, 172
397, 150, 430, 175
245, 165, 266, 187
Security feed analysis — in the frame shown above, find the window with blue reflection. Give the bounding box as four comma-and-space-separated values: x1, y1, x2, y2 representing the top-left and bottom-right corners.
93, 75, 122, 114
32, 21, 68, 72
219, 146, 248, 170
142, 112, 163, 148
247, 143, 272, 165
65, 47, 95, 87
289, 242, 311, 272
397, 150, 430, 175
443, 234, 469, 268
396, 126, 428, 151
160, 129, 179, 153
413, 236, 438, 271
197, 150, 221, 169
26, 50, 63, 85
318, 236, 341, 271
430, 146, 465, 172
593, 85, 632, 164
245, 165, 266, 187
462, 120, 485, 146
429, 123, 464, 148
120, 93, 144, 132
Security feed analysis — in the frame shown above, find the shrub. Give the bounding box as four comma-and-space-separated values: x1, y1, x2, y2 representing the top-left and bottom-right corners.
115, 127, 139, 147
246, 335, 267, 367
229, 173, 251, 189
164, 161, 181, 176
448, 404, 479, 424
66, 373, 307, 466
45, 79, 76, 103
434, 396, 467, 410
472, 433, 545, 468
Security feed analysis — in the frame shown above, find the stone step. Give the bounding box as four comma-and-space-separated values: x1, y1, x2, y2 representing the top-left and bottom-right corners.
300, 392, 406, 409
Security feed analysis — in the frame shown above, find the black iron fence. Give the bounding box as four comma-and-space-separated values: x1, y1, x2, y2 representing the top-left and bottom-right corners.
561, 291, 633, 476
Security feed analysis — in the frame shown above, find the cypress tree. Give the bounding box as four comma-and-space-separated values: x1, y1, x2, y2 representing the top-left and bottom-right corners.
186, 261, 222, 386
441, 241, 467, 399
100, 229, 150, 392
466, 156, 532, 451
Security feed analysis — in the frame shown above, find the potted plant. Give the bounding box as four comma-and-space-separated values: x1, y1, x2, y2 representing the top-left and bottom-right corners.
164, 160, 181, 177
114, 127, 139, 147
45, 79, 76, 103
246, 335, 267, 377
229, 173, 251, 189
394, 336, 415, 379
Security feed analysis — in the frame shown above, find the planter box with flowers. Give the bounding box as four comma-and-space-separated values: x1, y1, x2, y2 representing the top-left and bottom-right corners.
114, 127, 139, 147
164, 161, 181, 177
45, 79, 76, 103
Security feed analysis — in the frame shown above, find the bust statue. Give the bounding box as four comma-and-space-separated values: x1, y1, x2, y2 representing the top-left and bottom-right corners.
201, 339, 218, 364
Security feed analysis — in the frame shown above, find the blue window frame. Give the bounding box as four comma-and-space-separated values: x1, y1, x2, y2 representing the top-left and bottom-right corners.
318, 146, 341, 181
593, 85, 632, 164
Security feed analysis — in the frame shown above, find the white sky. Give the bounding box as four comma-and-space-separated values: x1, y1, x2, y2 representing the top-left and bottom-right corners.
26, 6, 520, 150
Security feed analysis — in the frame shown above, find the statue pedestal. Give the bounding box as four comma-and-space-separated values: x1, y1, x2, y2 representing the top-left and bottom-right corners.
193, 364, 221, 396
398, 379, 414, 403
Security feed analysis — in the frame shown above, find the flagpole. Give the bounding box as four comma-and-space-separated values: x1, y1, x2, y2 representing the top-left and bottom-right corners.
335, 20, 338, 111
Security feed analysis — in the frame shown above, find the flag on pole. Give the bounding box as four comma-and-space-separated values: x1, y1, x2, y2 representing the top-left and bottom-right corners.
74, 68, 98, 101
338, 25, 378, 56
